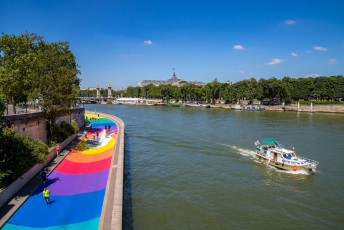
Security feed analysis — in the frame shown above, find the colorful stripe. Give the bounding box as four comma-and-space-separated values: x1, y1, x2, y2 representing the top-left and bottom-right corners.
2, 114, 117, 229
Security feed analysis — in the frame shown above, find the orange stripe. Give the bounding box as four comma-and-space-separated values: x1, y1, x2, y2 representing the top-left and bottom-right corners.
66, 148, 115, 163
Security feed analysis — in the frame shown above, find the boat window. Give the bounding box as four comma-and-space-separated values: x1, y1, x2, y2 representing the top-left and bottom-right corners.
284, 154, 292, 160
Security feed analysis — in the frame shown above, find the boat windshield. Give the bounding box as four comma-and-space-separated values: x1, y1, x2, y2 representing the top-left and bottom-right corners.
274, 141, 284, 149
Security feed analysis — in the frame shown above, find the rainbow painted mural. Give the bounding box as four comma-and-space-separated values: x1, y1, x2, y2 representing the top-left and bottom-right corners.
3, 114, 117, 230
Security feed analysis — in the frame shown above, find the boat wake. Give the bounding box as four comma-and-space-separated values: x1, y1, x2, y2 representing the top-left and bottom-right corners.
221, 144, 256, 158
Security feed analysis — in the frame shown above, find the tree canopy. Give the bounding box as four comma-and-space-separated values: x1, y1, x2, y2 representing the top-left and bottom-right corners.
0, 32, 80, 142
80, 75, 344, 104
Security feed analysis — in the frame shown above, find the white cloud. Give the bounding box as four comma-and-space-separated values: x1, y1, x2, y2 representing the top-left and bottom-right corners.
285, 20, 296, 25
313, 46, 327, 51
328, 59, 337, 64
306, 73, 320, 77
233, 44, 244, 50
305, 50, 313, 53
238, 70, 245, 74
267, 58, 282, 65
291, 52, 298, 57
144, 40, 153, 45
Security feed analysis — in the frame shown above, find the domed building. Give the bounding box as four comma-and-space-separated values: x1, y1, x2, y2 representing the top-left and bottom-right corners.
138, 72, 205, 87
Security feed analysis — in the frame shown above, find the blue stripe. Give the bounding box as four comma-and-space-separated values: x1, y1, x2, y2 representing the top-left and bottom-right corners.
5, 189, 105, 228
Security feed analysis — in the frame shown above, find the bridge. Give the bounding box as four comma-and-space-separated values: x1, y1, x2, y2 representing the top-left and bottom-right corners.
77, 97, 116, 104
78, 84, 116, 104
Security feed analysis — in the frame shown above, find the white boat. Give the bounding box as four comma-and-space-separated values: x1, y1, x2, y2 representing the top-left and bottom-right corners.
254, 138, 319, 173
232, 104, 265, 110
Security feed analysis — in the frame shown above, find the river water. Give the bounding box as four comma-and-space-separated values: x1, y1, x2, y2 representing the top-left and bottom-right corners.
85, 104, 344, 230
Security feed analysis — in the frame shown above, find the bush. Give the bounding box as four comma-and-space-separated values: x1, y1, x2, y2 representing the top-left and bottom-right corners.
0, 127, 48, 187
51, 124, 69, 143
70, 120, 79, 134
52, 120, 79, 143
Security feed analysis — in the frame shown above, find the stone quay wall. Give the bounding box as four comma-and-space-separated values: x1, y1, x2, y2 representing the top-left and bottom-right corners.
3, 108, 85, 143
264, 105, 344, 113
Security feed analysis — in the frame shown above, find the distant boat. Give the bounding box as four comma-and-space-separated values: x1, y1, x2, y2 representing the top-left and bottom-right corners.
198, 104, 214, 108
254, 138, 319, 173
232, 105, 265, 111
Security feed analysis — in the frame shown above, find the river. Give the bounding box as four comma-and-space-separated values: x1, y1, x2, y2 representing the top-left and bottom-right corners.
85, 104, 344, 230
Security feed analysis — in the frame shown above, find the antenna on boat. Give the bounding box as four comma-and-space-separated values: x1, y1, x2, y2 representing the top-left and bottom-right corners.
292, 147, 298, 157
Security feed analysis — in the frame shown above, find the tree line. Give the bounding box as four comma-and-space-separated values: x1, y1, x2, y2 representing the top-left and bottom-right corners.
78, 76, 344, 104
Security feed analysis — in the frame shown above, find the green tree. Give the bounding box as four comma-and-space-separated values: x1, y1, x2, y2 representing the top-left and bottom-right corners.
203, 79, 222, 103
259, 77, 289, 104
0, 33, 80, 143
331, 76, 344, 100
126, 86, 140, 97
0, 97, 5, 128
31, 40, 80, 143
311, 76, 335, 101
0, 33, 42, 114
180, 83, 201, 102
0, 127, 48, 187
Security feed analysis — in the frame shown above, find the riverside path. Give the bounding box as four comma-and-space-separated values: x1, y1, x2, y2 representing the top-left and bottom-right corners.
1, 112, 124, 230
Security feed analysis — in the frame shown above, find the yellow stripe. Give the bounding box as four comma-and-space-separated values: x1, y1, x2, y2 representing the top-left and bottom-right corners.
80, 138, 116, 155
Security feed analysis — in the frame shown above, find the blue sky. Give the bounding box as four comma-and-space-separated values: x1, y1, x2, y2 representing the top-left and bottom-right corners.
1, 0, 343, 89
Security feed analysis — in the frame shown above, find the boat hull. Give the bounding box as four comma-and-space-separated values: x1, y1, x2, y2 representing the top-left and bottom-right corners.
255, 152, 316, 172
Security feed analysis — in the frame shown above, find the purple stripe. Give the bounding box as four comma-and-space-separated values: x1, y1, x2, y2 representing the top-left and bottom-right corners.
47, 170, 109, 195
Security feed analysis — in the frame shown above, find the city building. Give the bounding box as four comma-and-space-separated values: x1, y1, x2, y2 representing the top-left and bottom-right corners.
138, 72, 205, 87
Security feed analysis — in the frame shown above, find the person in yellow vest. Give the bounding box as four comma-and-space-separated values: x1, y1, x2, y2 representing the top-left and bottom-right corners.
43, 188, 50, 204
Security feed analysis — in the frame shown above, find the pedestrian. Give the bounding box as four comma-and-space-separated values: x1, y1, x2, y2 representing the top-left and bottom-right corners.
98, 113, 100, 120
40, 169, 47, 184
56, 144, 61, 156
43, 188, 50, 204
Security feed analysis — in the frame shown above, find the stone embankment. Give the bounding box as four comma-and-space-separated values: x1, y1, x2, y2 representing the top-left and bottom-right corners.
212, 104, 344, 113
112, 100, 344, 114
264, 105, 344, 113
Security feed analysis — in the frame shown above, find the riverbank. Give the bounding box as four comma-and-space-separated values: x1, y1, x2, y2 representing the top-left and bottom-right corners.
112, 101, 344, 114
214, 104, 344, 113
258, 104, 344, 113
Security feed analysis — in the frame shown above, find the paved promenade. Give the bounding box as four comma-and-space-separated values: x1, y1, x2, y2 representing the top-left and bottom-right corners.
0, 112, 125, 230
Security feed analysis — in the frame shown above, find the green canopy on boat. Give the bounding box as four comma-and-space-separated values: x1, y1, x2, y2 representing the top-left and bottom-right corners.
261, 138, 278, 144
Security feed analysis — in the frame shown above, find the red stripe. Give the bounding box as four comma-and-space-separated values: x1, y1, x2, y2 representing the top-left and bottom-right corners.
55, 157, 112, 174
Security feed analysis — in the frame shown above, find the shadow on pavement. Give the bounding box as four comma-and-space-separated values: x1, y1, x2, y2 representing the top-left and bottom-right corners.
32, 177, 60, 196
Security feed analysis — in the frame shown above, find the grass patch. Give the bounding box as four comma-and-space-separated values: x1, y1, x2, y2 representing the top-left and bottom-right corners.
75, 139, 90, 151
